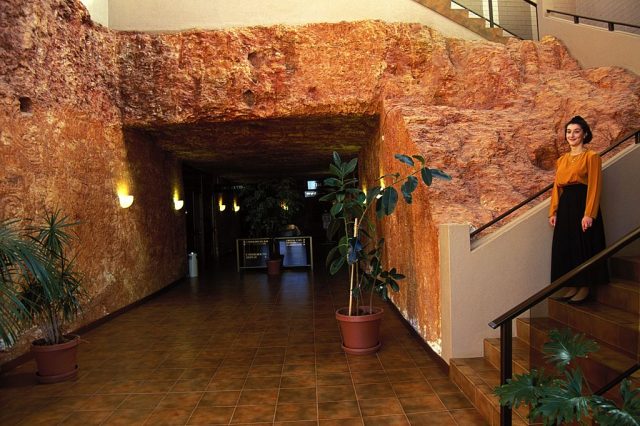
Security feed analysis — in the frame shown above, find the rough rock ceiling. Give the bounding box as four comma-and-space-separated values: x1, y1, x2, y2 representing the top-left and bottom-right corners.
133, 114, 379, 180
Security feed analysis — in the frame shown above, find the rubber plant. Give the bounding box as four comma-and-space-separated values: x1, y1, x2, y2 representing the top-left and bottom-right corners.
494, 328, 640, 425
321, 152, 450, 316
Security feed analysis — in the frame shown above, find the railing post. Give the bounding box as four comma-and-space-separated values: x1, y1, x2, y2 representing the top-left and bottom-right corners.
574, 16, 579, 24
488, 0, 495, 28
500, 321, 513, 426
635, 131, 640, 144
608, 22, 614, 31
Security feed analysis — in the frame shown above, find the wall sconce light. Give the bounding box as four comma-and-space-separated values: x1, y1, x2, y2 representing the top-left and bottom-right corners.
173, 199, 184, 210
118, 194, 134, 208
280, 202, 289, 211
218, 195, 226, 212
233, 199, 240, 213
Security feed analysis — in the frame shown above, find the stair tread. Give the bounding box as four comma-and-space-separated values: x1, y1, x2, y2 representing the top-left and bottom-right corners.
550, 298, 638, 327
519, 317, 637, 372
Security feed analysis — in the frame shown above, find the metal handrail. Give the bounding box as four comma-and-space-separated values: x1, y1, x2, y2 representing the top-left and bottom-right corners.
489, 225, 640, 425
471, 129, 640, 239
547, 9, 640, 31
449, 0, 519, 38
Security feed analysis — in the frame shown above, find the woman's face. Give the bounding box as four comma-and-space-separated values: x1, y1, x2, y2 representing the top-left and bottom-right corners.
566, 123, 585, 148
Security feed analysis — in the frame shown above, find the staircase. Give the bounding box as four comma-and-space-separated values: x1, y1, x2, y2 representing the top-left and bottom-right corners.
412, 0, 512, 43
450, 255, 640, 425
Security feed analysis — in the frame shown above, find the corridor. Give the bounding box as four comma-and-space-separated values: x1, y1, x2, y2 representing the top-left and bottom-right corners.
0, 267, 486, 425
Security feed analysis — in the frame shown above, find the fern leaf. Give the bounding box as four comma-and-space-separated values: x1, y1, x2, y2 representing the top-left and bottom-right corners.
543, 328, 599, 369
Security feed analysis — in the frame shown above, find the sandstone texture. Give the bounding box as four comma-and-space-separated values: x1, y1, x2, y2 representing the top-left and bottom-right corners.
1, 0, 639, 359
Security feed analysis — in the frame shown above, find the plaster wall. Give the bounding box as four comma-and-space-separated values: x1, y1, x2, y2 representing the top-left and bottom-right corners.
440, 142, 640, 362
102, 0, 482, 40
79, 0, 109, 26
537, 0, 640, 74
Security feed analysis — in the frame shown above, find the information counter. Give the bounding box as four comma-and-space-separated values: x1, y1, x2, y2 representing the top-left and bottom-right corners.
236, 236, 313, 271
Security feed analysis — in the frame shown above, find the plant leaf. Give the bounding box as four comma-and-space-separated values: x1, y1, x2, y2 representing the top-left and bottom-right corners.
430, 168, 452, 181
376, 187, 398, 219
394, 154, 414, 166
494, 369, 554, 409
412, 154, 425, 165
531, 369, 590, 424
332, 151, 341, 166
344, 158, 358, 174
543, 328, 599, 369
421, 167, 433, 186
330, 202, 343, 217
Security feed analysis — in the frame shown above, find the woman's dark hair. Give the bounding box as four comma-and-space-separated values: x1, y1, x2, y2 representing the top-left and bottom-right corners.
565, 115, 593, 144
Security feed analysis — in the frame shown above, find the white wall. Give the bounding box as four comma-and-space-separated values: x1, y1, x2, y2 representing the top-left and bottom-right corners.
101, 0, 482, 40
440, 142, 640, 363
537, 0, 640, 74
79, 0, 109, 27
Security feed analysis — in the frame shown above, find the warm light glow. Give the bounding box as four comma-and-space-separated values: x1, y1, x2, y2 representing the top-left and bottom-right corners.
280, 202, 289, 211
118, 194, 134, 208
233, 198, 240, 212
173, 199, 184, 210
218, 195, 226, 212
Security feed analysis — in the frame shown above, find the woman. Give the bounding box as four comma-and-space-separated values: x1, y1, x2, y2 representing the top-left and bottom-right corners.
549, 116, 608, 303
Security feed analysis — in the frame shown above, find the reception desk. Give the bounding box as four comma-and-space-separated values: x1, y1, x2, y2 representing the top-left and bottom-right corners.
236, 236, 313, 271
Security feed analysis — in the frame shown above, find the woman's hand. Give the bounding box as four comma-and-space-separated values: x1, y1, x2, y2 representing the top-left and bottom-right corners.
582, 216, 593, 232
549, 215, 556, 227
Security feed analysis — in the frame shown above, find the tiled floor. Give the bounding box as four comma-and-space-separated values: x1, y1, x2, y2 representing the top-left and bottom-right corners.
0, 265, 486, 425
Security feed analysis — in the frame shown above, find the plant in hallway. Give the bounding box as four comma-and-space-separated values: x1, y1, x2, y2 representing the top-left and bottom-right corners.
494, 328, 640, 425
0, 209, 85, 382
240, 178, 302, 273
321, 151, 450, 354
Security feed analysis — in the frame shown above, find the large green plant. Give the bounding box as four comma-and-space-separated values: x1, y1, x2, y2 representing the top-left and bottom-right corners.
0, 219, 51, 346
240, 179, 303, 259
0, 211, 83, 347
495, 328, 640, 425
321, 152, 450, 316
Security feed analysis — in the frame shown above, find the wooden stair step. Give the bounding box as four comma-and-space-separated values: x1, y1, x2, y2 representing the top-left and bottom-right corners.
450, 357, 534, 425
611, 255, 640, 283
518, 317, 637, 389
596, 279, 640, 314
548, 298, 638, 356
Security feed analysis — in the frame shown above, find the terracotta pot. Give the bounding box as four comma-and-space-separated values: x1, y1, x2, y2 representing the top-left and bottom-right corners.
31, 335, 79, 383
267, 258, 281, 275
335, 307, 384, 355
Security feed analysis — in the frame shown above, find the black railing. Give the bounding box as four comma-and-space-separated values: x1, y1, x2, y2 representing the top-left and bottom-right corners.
489, 225, 640, 425
452, 0, 539, 40
471, 129, 640, 239
547, 9, 640, 32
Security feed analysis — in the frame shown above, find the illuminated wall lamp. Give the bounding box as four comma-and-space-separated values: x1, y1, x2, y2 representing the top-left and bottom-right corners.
233, 200, 240, 212
118, 194, 134, 209
174, 199, 184, 210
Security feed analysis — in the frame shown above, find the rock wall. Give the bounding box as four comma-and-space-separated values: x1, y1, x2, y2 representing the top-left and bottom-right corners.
0, 0, 186, 363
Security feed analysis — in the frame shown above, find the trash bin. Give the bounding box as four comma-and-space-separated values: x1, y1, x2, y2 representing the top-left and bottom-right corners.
188, 252, 198, 277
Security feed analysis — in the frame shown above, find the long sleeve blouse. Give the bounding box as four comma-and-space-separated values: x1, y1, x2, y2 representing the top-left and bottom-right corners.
549, 150, 602, 218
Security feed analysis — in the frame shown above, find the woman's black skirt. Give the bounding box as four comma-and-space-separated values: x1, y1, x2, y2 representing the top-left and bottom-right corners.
551, 184, 608, 287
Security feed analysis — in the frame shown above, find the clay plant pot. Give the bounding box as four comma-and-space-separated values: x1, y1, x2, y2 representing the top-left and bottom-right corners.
335, 307, 384, 355
267, 258, 282, 275
31, 335, 79, 384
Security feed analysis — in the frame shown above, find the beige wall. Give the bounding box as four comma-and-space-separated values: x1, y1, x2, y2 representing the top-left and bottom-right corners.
440, 142, 640, 362
79, 0, 109, 26
538, 0, 640, 74
101, 0, 482, 40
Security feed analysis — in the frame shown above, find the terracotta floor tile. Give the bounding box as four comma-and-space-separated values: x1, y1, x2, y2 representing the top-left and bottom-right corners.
206, 377, 245, 391
230, 404, 276, 423
188, 405, 235, 424
244, 375, 282, 389
399, 394, 446, 413
157, 392, 203, 409
363, 414, 411, 425
237, 388, 278, 405
103, 408, 153, 425
61, 410, 113, 425
281, 374, 317, 388
355, 382, 396, 399
406, 411, 457, 425
318, 400, 362, 419
319, 418, 364, 426
278, 387, 317, 403
359, 397, 404, 417
391, 380, 435, 397
450, 408, 489, 425
318, 384, 357, 402
429, 378, 463, 395
120, 393, 165, 410
439, 392, 474, 410
275, 402, 318, 422
198, 390, 241, 406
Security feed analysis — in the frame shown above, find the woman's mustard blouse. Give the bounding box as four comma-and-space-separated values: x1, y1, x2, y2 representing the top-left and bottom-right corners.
549, 150, 602, 219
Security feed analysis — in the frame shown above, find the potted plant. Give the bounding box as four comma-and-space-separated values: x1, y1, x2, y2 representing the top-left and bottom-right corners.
494, 328, 640, 425
240, 179, 302, 275
1, 210, 85, 383
321, 152, 450, 354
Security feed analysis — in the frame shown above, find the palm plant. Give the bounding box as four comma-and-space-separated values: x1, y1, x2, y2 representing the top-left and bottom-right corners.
0, 219, 50, 346
321, 152, 450, 316
494, 328, 640, 425
23, 210, 84, 345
